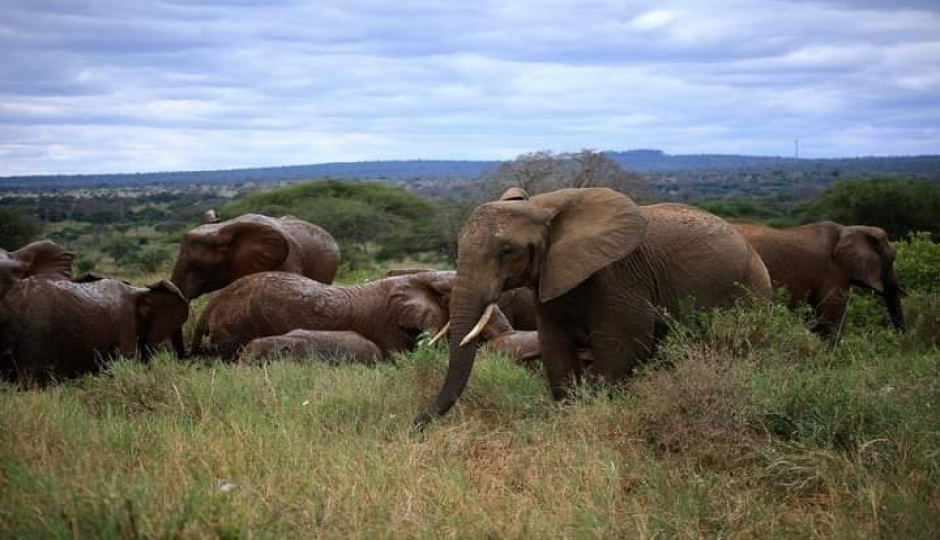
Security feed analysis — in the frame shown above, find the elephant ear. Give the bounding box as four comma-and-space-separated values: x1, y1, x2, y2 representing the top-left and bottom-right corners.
531, 188, 648, 302
834, 227, 884, 292
137, 280, 190, 347
500, 187, 530, 201
396, 271, 455, 331
221, 220, 290, 279
11, 240, 73, 279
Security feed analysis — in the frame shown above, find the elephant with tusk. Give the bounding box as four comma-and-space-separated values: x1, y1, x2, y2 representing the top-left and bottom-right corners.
415, 187, 772, 429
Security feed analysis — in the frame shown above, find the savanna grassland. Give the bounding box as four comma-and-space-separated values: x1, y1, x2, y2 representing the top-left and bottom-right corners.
2, 292, 939, 539
2, 174, 940, 538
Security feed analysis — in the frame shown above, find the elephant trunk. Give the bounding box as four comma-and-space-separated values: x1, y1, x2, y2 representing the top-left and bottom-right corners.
882, 269, 907, 332
414, 281, 489, 430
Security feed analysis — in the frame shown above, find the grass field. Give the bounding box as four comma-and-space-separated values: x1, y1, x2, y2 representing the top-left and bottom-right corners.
2, 295, 939, 538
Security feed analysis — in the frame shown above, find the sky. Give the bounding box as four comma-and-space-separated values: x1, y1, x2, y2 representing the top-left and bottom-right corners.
1, 0, 939, 175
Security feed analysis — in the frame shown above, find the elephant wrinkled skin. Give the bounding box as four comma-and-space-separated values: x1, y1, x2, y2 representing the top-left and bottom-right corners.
733, 220, 905, 341
193, 271, 512, 360
1, 255, 188, 383
238, 329, 383, 366
416, 187, 772, 427
171, 213, 340, 300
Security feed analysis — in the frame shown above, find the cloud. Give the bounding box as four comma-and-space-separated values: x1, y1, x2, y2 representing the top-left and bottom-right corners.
0, 0, 938, 175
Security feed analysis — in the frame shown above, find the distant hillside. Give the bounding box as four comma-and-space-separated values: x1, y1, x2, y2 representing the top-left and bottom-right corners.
1, 150, 938, 191
0, 160, 502, 189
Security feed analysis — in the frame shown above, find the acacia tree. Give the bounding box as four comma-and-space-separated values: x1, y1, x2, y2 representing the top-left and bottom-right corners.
476, 149, 650, 202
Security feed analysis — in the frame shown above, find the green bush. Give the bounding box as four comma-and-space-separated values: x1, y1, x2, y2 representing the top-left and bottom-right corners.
798, 177, 940, 238
222, 179, 442, 268
896, 232, 940, 293
133, 248, 171, 274
0, 207, 40, 250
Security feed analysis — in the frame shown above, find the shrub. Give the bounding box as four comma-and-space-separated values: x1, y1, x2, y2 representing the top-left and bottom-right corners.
0, 207, 40, 250
797, 177, 940, 238
895, 232, 940, 293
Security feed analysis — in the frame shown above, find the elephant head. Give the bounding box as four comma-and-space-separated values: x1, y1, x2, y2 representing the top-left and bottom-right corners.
417, 188, 647, 425
171, 214, 290, 299
136, 280, 189, 360
0, 241, 73, 298
833, 225, 905, 331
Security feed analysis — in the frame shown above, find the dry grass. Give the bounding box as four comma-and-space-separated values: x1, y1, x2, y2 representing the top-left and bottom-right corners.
2, 299, 939, 538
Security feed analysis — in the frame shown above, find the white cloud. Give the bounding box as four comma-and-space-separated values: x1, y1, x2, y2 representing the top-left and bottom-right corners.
0, 0, 938, 174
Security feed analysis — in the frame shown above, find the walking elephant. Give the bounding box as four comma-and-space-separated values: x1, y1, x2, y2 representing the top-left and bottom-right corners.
0, 273, 189, 383
732, 220, 904, 342
192, 270, 513, 360
170, 213, 341, 300
238, 329, 383, 366
415, 187, 771, 427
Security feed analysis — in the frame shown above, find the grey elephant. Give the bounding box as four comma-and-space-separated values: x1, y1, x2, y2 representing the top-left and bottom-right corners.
237, 329, 383, 365
416, 187, 772, 427
732, 220, 904, 342
1, 256, 188, 383
171, 213, 341, 300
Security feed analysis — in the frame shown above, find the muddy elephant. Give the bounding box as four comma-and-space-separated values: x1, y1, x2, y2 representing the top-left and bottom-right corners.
171, 213, 341, 300
386, 268, 538, 331
237, 329, 383, 365
732, 220, 904, 342
193, 270, 513, 360
415, 187, 772, 427
1, 271, 189, 383
0, 240, 73, 294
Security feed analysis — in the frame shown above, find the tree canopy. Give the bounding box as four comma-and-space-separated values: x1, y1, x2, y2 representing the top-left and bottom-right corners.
222, 179, 440, 266
798, 177, 940, 239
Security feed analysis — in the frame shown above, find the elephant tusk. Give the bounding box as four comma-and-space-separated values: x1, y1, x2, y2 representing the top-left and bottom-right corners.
460, 303, 497, 347
428, 322, 450, 346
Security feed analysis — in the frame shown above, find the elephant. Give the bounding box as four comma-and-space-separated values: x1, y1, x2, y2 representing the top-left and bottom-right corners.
415, 187, 772, 427
237, 329, 383, 366
193, 270, 513, 360
385, 268, 538, 331
482, 330, 541, 364
170, 213, 341, 300
732, 220, 904, 342
0, 240, 73, 295
0, 272, 189, 383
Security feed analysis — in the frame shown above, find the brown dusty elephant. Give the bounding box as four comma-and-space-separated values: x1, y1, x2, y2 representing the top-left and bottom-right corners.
170, 213, 341, 300
1, 271, 189, 384
415, 187, 772, 427
732, 220, 904, 342
1, 241, 75, 360
386, 268, 538, 331
237, 329, 383, 366
193, 270, 513, 360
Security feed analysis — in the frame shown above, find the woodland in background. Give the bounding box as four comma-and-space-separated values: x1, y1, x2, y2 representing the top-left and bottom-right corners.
1, 150, 938, 278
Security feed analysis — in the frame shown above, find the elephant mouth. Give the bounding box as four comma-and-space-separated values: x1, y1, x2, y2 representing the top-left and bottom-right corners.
400, 327, 425, 347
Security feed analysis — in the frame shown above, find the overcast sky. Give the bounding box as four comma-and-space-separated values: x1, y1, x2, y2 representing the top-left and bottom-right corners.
1, 0, 938, 175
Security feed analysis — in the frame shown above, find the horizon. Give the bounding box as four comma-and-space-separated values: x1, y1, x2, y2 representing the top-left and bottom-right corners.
2, 1, 939, 176
3, 148, 940, 180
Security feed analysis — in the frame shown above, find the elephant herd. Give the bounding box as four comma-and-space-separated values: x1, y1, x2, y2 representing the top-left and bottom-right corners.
0, 187, 906, 430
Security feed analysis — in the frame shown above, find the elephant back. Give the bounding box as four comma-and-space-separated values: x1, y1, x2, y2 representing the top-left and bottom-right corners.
639, 203, 767, 309
278, 216, 341, 284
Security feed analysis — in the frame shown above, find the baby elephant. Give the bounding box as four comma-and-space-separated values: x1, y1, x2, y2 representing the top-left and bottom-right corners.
238, 329, 382, 366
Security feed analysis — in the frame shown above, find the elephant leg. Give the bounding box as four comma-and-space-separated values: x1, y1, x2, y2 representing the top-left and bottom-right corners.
590, 308, 657, 382
814, 287, 849, 343
537, 313, 581, 401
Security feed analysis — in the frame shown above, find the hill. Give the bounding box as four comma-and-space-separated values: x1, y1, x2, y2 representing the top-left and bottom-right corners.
2, 151, 938, 192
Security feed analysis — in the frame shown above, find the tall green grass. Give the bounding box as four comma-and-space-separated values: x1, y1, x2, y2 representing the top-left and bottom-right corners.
2, 297, 938, 538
